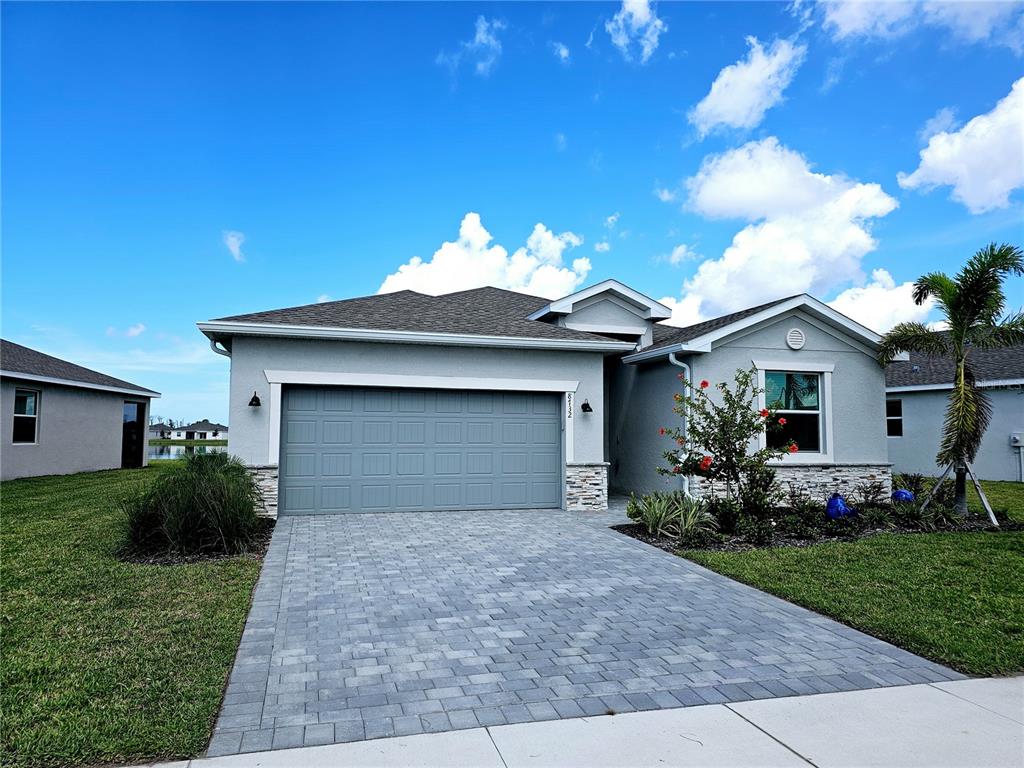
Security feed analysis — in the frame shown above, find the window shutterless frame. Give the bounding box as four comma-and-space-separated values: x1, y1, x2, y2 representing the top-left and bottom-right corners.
12, 388, 40, 444
752, 361, 834, 463
886, 398, 903, 437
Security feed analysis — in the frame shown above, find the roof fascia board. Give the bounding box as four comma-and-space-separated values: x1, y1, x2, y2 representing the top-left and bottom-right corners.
527, 279, 672, 321
264, 370, 581, 393
197, 321, 635, 352
0, 370, 160, 398
887, 378, 1024, 393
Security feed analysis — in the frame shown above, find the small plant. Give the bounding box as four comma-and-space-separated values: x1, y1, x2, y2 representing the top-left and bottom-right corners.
121, 452, 261, 555
675, 495, 718, 547
861, 506, 895, 531
777, 498, 823, 538
738, 464, 783, 523
705, 496, 741, 535
854, 480, 889, 507
626, 492, 677, 537
737, 515, 775, 546
893, 472, 927, 499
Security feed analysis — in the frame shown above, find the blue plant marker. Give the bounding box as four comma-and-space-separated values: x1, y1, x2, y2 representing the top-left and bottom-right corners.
826, 493, 856, 519
891, 489, 915, 503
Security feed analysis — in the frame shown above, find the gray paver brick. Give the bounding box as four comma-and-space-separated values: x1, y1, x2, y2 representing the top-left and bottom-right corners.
208, 508, 963, 756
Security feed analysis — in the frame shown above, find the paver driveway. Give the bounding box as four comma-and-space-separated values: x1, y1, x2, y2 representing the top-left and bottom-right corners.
208, 508, 962, 756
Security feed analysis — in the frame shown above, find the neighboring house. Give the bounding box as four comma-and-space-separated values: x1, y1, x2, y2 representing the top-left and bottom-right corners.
169, 420, 228, 441
1, 340, 160, 481
886, 340, 1024, 482
149, 422, 173, 439
197, 281, 897, 516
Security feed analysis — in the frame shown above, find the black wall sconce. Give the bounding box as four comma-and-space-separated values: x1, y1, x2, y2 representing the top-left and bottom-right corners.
248, 391, 262, 407
580, 399, 593, 413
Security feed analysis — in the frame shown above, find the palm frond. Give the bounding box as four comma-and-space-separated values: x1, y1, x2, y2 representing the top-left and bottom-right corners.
876, 322, 949, 365
911, 272, 956, 308
968, 312, 1024, 350
937, 363, 993, 466
954, 243, 1024, 326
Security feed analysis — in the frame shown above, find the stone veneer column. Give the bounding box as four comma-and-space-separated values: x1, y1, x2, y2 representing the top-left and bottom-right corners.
248, 464, 279, 518
565, 462, 609, 511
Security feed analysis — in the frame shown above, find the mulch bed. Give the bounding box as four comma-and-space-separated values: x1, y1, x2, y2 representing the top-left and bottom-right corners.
119, 517, 276, 565
612, 517, 1021, 554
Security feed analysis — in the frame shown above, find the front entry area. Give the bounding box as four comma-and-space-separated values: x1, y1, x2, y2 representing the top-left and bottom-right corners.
278, 386, 562, 515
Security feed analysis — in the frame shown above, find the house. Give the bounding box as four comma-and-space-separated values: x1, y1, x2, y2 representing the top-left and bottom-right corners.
169, 420, 228, 441
149, 422, 173, 439
886, 340, 1024, 482
1, 340, 160, 481
197, 281, 897, 516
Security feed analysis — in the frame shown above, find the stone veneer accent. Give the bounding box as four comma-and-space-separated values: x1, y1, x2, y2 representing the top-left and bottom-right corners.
690, 463, 892, 503
248, 464, 279, 518
566, 462, 609, 511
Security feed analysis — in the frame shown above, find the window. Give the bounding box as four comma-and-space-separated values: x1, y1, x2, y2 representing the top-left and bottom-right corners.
886, 399, 903, 437
13, 389, 39, 444
765, 371, 821, 452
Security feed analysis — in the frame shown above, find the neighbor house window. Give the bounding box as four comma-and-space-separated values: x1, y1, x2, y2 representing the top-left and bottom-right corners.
886, 399, 903, 437
765, 371, 821, 452
13, 389, 39, 444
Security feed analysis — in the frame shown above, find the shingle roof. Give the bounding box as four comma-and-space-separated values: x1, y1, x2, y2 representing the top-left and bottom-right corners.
886, 339, 1024, 388
0, 339, 159, 395
213, 287, 624, 343
646, 296, 799, 351
176, 420, 228, 432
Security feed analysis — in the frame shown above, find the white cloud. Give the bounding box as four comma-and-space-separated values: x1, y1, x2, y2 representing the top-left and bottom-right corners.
554, 132, 567, 151
671, 137, 897, 319
594, 240, 612, 253
688, 37, 807, 137
378, 212, 590, 299
828, 268, 934, 332
316, 294, 332, 303
605, 0, 667, 64
551, 41, 570, 62
919, 106, 958, 142
898, 77, 1024, 213
664, 244, 700, 265
107, 323, 146, 338
604, 211, 621, 228
654, 186, 676, 202
437, 16, 507, 79
820, 0, 1024, 50
657, 294, 704, 327
222, 230, 245, 262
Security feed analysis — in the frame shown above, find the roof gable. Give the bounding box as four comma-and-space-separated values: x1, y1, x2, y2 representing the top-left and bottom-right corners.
0, 340, 159, 396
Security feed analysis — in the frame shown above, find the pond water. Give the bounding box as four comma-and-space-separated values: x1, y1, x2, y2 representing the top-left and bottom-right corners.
148, 443, 227, 461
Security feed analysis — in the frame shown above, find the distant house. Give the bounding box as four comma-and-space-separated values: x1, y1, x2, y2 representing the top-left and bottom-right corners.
169, 420, 228, 441
1, 339, 160, 481
148, 422, 173, 439
886, 340, 1024, 482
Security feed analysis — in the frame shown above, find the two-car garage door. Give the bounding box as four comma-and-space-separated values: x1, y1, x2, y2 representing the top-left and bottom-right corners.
279, 386, 562, 514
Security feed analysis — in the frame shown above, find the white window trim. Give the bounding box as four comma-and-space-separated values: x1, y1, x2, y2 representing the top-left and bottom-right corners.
753, 361, 834, 464
262, 370, 581, 466
886, 398, 903, 438
12, 387, 41, 445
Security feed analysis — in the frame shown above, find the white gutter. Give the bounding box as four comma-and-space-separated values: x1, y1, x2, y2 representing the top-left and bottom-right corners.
197, 321, 636, 353
209, 339, 231, 358
667, 352, 692, 498
0, 370, 160, 398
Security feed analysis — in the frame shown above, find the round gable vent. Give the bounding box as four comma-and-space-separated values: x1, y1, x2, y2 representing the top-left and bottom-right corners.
786, 328, 806, 350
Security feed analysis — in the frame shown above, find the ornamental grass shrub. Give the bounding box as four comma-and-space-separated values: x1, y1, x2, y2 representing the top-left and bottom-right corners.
122, 452, 261, 555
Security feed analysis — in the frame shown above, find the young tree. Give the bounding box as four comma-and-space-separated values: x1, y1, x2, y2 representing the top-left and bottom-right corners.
878, 243, 1024, 516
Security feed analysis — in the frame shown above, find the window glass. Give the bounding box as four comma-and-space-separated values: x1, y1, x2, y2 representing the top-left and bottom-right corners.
14, 390, 36, 416
886, 419, 903, 437
767, 413, 822, 452
13, 389, 39, 443
886, 399, 902, 418
123, 402, 140, 423
886, 398, 903, 437
766, 372, 819, 410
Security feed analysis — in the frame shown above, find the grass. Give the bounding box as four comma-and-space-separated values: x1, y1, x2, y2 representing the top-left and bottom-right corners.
1, 467, 263, 768
684, 480, 1024, 677
148, 439, 228, 446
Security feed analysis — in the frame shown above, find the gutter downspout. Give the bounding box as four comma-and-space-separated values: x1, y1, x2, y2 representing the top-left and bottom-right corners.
668, 352, 692, 497
209, 338, 231, 358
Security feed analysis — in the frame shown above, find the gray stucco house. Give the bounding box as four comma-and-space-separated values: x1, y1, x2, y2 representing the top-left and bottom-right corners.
886, 340, 1024, 482
169, 420, 228, 441
198, 281, 898, 515
1, 340, 160, 481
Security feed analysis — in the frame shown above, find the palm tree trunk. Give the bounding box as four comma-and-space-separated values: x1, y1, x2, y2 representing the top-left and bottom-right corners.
954, 465, 968, 516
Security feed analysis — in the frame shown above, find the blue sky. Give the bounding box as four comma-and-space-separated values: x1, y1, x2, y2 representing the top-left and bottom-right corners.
3, 1, 1022, 424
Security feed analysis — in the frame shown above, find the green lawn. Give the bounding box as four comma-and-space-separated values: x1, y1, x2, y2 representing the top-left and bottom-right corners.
684, 481, 1024, 677
1, 467, 263, 768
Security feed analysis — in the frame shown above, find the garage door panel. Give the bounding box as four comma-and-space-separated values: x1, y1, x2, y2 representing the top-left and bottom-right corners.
280, 387, 562, 514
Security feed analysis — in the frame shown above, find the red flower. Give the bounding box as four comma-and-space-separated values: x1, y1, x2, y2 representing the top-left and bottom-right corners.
778, 417, 787, 426
676, 438, 685, 446
672, 465, 682, 474
699, 379, 710, 389
699, 455, 713, 471
759, 408, 770, 418
658, 427, 666, 436
788, 443, 799, 454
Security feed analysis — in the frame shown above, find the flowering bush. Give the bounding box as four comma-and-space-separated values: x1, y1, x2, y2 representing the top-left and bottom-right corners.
657, 366, 796, 502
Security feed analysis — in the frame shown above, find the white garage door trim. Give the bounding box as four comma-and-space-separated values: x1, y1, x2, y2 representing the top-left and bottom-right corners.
263, 370, 580, 465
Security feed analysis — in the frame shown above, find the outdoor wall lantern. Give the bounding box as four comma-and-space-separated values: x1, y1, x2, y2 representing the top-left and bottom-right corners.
248, 391, 262, 407
580, 399, 594, 413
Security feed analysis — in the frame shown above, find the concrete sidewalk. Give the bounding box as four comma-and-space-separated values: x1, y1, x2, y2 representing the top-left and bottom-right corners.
149, 676, 1022, 767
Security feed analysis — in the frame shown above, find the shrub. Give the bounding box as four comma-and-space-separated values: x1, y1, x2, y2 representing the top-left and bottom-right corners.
675, 494, 718, 546
738, 464, 783, 522
892, 472, 927, 499
706, 496, 741, 535
737, 515, 775, 546
777, 498, 823, 538
122, 453, 261, 555
627, 492, 718, 544
854, 480, 889, 506
861, 505, 895, 531
626, 492, 677, 537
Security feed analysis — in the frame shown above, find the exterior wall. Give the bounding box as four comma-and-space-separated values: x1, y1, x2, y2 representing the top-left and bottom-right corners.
561, 297, 653, 346
610, 310, 889, 495
225, 337, 607, 509
1, 377, 150, 481
690, 464, 892, 503
887, 386, 1024, 481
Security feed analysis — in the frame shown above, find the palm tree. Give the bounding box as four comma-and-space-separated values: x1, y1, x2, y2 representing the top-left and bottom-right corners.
878, 243, 1024, 518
